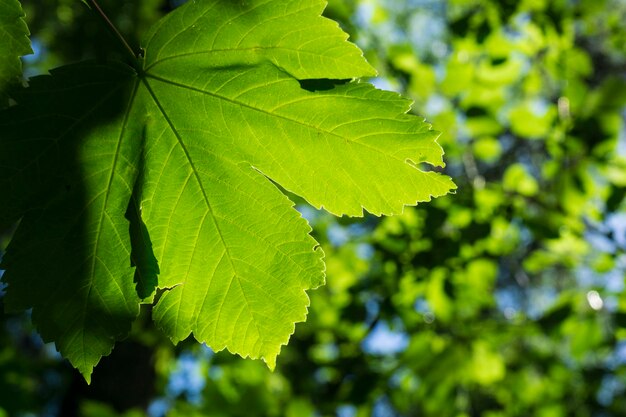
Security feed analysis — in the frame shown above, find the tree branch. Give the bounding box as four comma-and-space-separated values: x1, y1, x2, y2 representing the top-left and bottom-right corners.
87, 0, 138, 59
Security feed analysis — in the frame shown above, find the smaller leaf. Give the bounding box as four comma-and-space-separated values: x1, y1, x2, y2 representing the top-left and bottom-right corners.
0, 0, 32, 104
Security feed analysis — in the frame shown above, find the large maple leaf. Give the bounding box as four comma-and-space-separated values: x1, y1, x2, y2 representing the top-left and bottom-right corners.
0, 0, 455, 381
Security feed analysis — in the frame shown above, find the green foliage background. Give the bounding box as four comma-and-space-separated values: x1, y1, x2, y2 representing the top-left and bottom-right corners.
1, 0, 626, 416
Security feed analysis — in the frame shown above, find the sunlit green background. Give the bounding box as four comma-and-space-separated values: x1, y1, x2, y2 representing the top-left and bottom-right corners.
1, 0, 626, 416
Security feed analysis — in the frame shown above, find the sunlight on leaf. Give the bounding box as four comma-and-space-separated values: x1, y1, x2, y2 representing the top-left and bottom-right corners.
0, 0, 454, 380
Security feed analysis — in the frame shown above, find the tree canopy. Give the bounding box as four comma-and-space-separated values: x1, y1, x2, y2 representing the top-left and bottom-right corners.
1, 0, 626, 416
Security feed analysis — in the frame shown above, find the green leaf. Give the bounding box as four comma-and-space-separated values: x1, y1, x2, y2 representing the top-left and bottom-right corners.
1, 0, 455, 380
0, 63, 142, 381
0, 0, 32, 104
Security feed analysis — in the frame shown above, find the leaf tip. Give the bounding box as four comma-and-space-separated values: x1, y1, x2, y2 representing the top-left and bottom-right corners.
76, 357, 97, 384
263, 355, 277, 371
81, 370, 93, 385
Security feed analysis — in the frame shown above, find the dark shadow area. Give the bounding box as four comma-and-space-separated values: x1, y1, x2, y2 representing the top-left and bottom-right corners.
0, 61, 156, 415
298, 78, 351, 92
58, 339, 156, 416
126, 136, 160, 300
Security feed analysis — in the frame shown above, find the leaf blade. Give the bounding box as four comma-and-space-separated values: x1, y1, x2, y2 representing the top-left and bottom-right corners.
142, 0, 376, 79
137, 0, 453, 366
0, 63, 142, 381
140, 75, 325, 365
145, 63, 455, 216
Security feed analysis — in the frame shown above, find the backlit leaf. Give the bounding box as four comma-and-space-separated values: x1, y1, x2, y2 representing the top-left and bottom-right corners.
0, 0, 454, 380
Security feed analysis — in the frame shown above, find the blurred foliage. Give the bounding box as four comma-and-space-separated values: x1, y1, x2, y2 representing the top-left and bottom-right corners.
2, 0, 626, 416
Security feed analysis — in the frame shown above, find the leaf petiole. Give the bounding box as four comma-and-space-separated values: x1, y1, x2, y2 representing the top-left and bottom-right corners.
87, 0, 139, 60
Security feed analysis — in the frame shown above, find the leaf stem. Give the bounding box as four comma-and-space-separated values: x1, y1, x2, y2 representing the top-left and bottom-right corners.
88, 0, 138, 59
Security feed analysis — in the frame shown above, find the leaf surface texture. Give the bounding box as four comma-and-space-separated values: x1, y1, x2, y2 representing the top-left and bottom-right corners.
0, 0, 455, 379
